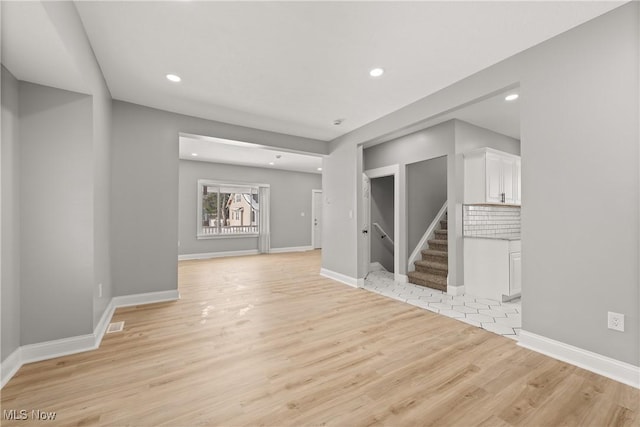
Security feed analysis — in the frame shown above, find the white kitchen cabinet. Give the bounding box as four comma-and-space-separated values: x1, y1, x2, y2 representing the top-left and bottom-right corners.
464, 238, 521, 301
464, 148, 521, 206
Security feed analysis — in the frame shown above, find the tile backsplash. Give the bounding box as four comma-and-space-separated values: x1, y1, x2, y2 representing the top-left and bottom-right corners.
463, 205, 521, 237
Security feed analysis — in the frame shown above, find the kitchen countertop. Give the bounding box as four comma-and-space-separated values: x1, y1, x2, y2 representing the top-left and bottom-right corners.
464, 234, 521, 241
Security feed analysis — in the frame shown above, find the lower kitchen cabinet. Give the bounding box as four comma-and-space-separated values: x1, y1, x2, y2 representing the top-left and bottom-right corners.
464, 238, 521, 301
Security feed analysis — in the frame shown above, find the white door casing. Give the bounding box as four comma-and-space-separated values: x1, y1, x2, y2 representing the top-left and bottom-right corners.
312, 189, 322, 249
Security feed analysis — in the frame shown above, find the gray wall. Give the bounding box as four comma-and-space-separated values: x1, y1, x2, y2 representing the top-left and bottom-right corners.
1, 67, 21, 360
322, 141, 360, 278
179, 160, 321, 254
112, 101, 328, 297
407, 156, 447, 255
519, 5, 638, 365
325, 3, 638, 365
19, 82, 94, 344
370, 176, 394, 272
92, 73, 113, 328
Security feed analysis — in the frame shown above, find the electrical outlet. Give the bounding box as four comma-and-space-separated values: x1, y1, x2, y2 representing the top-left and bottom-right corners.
98, 283, 103, 298
608, 311, 624, 332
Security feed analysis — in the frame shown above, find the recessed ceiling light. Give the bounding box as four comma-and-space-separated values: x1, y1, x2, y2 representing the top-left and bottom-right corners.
191, 153, 198, 157
505, 93, 519, 101
166, 74, 182, 83
317, 167, 322, 171
269, 162, 275, 165
369, 68, 384, 77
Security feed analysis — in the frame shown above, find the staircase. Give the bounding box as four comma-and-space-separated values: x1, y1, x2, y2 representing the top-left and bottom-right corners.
407, 215, 448, 292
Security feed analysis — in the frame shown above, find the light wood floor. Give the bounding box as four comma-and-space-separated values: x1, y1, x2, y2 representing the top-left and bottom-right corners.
2, 250, 638, 426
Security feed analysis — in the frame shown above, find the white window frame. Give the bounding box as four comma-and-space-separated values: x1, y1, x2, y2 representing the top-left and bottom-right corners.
197, 179, 268, 240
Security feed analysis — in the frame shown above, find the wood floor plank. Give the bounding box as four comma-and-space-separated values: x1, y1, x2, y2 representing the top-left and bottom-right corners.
1, 250, 638, 426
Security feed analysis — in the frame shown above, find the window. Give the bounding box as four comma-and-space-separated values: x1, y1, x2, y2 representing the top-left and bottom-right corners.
197, 180, 260, 238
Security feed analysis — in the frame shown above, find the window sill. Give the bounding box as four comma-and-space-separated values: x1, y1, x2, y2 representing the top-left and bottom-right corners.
197, 233, 259, 240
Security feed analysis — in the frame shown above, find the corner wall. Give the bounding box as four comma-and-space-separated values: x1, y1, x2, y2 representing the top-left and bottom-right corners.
1, 66, 21, 361
19, 82, 94, 344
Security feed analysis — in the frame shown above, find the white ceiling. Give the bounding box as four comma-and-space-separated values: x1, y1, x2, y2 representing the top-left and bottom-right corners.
2, 1, 624, 143
179, 135, 323, 175
1, 1, 89, 94
74, 1, 622, 141
451, 88, 521, 139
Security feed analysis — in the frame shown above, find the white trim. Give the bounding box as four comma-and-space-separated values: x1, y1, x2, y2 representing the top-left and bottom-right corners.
395, 273, 408, 283
269, 246, 313, 254
94, 298, 117, 346
311, 189, 322, 249
519, 330, 640, 389
111, 290, 180, 309
178, 250, 259, 261
320, 268, 358, 288
365, 165, 400, 278
357, 278, 365, 287
447, 285, 465, 296
1, 290, 180, 389
1, 348, 22, 389
197, 233, 259, 240
408, 201, 447, 272
21, 334, 96, 365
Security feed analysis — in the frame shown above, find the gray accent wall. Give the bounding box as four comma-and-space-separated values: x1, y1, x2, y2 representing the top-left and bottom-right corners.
325, 3, 639, 365
370, 176, 394, 272
179, 160, 321, 255
112, 101, 328, 297
1, 66, 21, 360
407, 156, 447, 256
19, 82, 94, 344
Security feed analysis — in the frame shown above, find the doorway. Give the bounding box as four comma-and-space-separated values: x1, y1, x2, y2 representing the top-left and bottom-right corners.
369, 175, 395, 272
363, 165, 401, 282
311, 189, 322, 249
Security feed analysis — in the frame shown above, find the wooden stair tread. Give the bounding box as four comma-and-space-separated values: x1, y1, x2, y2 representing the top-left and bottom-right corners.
415, 259, 448, 272
421, 249, 447, 258
434, 230, 448, 238
407, 271, 447, 292
427, 239, 448, 245
407, 271, 447, 285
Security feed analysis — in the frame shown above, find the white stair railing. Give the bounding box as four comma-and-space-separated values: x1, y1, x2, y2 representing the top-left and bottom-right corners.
372, 222, 394, 249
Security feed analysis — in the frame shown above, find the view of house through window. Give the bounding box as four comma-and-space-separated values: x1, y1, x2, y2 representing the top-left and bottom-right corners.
198, 182, 259, 237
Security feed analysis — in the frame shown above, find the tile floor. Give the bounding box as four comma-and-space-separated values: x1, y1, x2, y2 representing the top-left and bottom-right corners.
363, 270, 521, 340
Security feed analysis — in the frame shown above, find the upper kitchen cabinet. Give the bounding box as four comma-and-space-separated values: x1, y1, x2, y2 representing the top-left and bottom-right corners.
464, 148, 521, 206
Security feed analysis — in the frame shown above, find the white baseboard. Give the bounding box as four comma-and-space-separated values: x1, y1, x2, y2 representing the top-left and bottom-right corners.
1, 347, 22, 389
320, 268, 358, 288
269, 246, 313, 254
1, 290, 180, 389
178, 250, 259, 260
447, 285, 465, 296
357, 278, 365, 287
21, 333, 97, 365
112, 289, 180, 308
395, 273, 408, 283
519, 330, 640, 389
